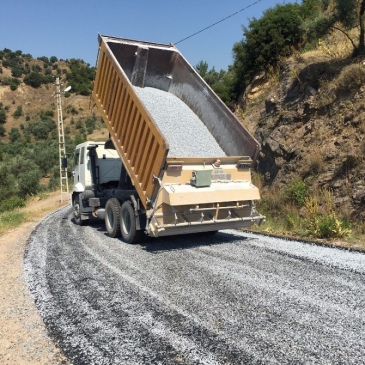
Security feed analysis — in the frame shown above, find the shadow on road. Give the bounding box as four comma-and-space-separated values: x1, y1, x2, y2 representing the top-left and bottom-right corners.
139, 231, 249, 253
69, 210, 249, 253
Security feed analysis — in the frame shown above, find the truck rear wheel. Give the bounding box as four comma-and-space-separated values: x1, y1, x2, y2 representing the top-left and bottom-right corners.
105, 198, 121, 238
120, 201, 145, 244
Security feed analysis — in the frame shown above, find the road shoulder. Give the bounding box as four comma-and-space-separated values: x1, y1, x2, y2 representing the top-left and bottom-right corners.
0, 193, 69, 365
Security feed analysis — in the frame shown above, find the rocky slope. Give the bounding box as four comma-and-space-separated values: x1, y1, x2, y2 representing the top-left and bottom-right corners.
241, 51, 365, 223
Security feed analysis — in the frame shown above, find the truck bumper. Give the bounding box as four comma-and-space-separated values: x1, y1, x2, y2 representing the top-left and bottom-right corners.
148, 209, 265, 237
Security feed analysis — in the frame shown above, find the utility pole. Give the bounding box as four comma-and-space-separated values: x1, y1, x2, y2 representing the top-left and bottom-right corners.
55, 77, 70, 203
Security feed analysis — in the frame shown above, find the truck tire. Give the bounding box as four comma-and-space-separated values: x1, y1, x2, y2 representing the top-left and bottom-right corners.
73, 194, 88, 226
105, 198, 121, 238
120, 201, 145, 244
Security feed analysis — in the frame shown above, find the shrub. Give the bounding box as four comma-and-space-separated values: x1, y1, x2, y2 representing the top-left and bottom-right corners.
32, 64, 42, 73
9, 127, 21, 142
37, 56, 49, 64
283, 178, 308, 207
0, 109, 6, 123
24, 72, 43, 87
11, 66, 23, 77
0, 196, 26, 213
305, 211, 351, 238
303, 192, 351, 239
27, 117, 56, 140
0, 211, 27, 231
18, 169, 42, 197
336, 64, 365, 93
13, 105, 23, 118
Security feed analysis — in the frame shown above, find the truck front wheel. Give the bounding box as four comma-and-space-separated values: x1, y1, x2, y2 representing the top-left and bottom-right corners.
120, 201, 145, 244
73, 194, 88, 226
105, 198, 121, 238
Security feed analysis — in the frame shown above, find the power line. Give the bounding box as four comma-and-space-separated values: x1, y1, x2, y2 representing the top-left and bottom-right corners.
174, 0, 263, 45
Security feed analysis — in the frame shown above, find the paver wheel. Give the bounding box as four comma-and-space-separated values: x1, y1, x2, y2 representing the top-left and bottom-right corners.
105, 198, 121, 238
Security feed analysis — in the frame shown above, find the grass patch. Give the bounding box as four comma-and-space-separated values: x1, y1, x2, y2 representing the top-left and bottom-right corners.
0, 210, 28, 234
254, 183, 354, 241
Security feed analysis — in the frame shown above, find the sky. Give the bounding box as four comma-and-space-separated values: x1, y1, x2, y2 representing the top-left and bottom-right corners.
1, 0, 297, 71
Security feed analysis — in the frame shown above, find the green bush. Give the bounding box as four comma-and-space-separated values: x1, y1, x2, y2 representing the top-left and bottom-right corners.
24, 72, 43, 87
306, 213, 351, 238
232, 3, 304, 97
283, 178, 308, 207
32, 64, 42, 73
0, 211, 27, 230
0, 109, 6, 123
18, 169, 42, 197
66, 58, 94, 96
13, 105, 23, 118
0, 196, 26, 213
9, 127, 21, 142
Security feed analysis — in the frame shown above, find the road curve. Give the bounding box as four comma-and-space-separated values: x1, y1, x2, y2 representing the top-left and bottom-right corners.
24, 206, 365, 365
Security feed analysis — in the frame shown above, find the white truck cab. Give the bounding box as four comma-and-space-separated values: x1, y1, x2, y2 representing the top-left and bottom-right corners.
73, 141, 122, 193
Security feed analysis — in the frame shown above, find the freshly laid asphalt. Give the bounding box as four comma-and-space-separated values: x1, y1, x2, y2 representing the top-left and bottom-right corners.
24, 206, 365, 364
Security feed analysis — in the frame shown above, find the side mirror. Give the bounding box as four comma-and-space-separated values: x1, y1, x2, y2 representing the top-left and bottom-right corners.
61, 157, 68, 169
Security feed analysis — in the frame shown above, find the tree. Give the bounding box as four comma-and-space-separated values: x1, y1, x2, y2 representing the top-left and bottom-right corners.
11, 66, 23, 78
23, 72, 43, 87
13, 105, 23, 118
195, 61, 209, 77
0, 109, 6, 124
305, 0, 365, 55
66, 59, 94, 95
9, 127, 21, 142
195, 61, 234, 104
232, 3, 304, 98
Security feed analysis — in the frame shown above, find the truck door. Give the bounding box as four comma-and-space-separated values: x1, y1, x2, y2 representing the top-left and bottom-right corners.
78, 146, 86, 188
73, 146, 89, 190
73, 148, 81, 187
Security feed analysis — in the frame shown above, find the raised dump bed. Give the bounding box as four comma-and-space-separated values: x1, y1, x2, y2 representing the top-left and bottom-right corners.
90, 34, 264, 239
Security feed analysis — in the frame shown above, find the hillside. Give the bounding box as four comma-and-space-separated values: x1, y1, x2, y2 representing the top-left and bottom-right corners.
240, 40, 365, 241
0, 54, 108, 142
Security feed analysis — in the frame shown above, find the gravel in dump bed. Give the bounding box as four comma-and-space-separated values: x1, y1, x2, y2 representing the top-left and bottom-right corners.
134, 87, 226, 157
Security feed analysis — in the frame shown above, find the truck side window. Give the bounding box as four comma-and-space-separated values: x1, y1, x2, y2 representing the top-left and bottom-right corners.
80, 147, 85, 165
74, 149, 80, 167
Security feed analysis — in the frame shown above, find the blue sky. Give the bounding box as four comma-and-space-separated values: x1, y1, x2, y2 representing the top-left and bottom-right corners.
2, 0, 297, 71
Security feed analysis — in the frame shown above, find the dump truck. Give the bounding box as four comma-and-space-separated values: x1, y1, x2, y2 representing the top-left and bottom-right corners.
72, 34, 264, 243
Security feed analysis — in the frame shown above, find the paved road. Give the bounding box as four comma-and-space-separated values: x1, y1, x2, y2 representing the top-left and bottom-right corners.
24, 206, 365, 364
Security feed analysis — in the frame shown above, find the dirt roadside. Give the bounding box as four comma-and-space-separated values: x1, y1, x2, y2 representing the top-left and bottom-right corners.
0, 192, 70, 365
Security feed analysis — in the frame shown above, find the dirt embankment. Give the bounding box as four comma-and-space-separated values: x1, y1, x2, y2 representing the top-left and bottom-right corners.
0, 192, 69, 365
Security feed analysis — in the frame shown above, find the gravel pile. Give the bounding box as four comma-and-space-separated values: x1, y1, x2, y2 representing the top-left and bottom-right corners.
134, 87, 225, 157
25, 207, 365, 364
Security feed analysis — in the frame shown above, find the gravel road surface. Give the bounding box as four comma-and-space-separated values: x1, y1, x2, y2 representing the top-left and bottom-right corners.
25, 206, 365, 364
